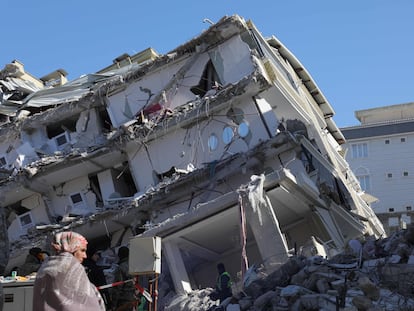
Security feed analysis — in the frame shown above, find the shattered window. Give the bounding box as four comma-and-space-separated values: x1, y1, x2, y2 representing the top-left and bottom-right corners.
89, 174, 103, 207
190, 60, 221, 97
46, 118, 77, 138
98, 109, 113, 131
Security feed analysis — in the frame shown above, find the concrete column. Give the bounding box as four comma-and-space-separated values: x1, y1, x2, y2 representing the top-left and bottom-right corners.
239, 175, 289, 273
163, 240, 193, 294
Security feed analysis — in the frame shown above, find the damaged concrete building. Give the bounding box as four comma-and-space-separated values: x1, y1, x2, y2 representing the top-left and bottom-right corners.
0, 14, 385, 300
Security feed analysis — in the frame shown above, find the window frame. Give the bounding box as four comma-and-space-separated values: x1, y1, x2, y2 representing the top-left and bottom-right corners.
54, 132, 70, 149
69, 192, 87, 213
18, 211, 34, 230
351, 142, 368, 159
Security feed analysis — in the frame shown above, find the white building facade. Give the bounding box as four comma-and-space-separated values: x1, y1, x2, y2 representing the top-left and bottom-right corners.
341, 102, 414, 234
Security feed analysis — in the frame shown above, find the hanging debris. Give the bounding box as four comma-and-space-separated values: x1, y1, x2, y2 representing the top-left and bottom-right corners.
0, 15, 387, 311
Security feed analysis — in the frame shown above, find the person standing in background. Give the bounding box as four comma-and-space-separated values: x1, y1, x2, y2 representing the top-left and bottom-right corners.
19, 247, 43, 276
33, 231, 105, 311
83, 248, 110, 307
210, 263, 233, 304
113, 246, 136, 311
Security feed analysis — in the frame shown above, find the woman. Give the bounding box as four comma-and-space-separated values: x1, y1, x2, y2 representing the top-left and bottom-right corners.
33, 231, 106, 311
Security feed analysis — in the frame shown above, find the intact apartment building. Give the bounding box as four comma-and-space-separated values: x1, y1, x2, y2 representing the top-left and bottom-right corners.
0, 15, 385, 299
341, 102, 414, 234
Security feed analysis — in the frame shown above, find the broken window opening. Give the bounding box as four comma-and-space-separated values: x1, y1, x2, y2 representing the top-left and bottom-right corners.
114, 166, 138, 197
7, 91, 25, 102
190, 60, 221, 98
300, 146, 316, 174
46, 118, 77, 150
226, 107, 245, 124
98, 108, 113, 132
89, 174, 103, 208
0, 114, 10, 126
8, 201, 30, 216
156, 166, 185, 181
243, 30, 265, 58
286, 119, 308, 139
307, 151, 352, 210
46, 117, 77, 139
334, 177, 352, 210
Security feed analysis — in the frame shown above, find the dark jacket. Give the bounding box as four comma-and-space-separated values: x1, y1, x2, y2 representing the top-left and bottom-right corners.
216, 271, 232, 302
19, 253, 41, 276
83, 258, 106, 287
113, 257, 135, 307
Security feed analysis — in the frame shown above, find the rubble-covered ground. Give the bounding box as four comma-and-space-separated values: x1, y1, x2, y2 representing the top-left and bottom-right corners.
158, 224, 414, 311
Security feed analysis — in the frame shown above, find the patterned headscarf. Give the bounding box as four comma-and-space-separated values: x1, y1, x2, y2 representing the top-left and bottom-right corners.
52, 231, 88, 254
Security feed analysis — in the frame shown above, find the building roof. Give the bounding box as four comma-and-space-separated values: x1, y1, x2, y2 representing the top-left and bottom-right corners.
355, 102, 414, 125
341, 119, 414, 140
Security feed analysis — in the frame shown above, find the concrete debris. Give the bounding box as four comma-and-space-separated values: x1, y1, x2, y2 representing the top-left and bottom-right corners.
159, 225, 414, 311
0, 14, 390, 310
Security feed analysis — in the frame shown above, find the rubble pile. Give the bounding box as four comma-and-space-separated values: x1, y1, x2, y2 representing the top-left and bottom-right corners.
161, 225, 414, 311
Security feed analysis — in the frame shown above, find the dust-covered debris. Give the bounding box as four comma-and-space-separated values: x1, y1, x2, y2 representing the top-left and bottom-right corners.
159, 224, 414, 311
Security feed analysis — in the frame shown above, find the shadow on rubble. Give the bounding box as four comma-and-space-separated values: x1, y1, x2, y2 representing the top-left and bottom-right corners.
159, 224, 414, 311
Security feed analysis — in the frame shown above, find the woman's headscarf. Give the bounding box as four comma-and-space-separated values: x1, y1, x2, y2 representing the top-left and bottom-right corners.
52, 231, 88, 254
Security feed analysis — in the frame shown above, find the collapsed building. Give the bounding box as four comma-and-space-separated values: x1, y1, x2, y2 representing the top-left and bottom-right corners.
0, 14, 385, 301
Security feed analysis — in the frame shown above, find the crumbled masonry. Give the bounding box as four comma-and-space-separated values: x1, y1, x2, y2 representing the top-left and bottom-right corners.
160, 224, 414, 310
0, 14, 388, 311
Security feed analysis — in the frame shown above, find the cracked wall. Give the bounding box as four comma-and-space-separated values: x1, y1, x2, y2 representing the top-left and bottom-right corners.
0, 15, 386, 281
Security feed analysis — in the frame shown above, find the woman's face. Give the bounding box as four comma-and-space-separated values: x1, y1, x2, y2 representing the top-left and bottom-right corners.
73, 247, 87, 263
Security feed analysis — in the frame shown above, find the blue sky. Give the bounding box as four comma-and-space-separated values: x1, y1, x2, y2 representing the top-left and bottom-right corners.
2, 1, 413, 127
